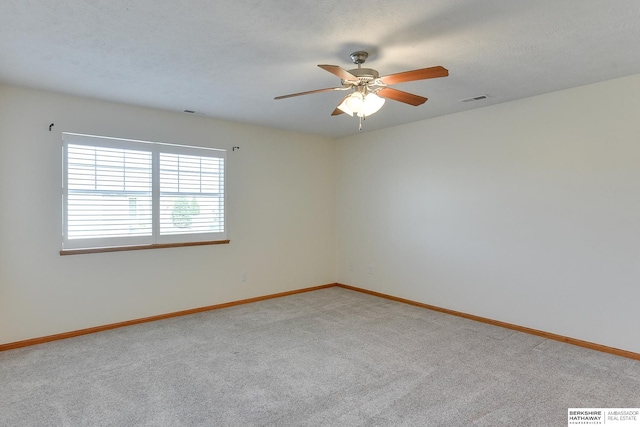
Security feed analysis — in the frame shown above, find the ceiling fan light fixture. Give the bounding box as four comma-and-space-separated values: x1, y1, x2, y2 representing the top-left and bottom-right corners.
338, 91, 385, 118
343, 92, 365, 116
362, 93, 385, 117
336, 97, 353, 116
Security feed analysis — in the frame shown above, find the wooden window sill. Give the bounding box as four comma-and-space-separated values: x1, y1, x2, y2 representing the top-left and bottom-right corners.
60, 240, 230, 256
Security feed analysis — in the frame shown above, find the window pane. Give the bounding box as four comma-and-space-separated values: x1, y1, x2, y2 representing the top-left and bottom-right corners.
67, 194, 152, 239
159, 195, 224, 235
159, 153, 224, 236
160, 153, 224, 194
66, 144, 152, 241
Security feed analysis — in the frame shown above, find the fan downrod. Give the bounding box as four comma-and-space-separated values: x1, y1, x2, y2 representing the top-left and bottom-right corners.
347, 52, 378, 81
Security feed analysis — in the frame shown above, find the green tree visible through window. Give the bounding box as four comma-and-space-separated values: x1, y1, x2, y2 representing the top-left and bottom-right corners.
172, 197, 200, 229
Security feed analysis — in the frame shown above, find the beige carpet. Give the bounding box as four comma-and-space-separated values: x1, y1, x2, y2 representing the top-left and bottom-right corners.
1, 287, 639, 426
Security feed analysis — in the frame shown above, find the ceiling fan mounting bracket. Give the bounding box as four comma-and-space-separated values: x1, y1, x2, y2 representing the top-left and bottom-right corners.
350, 51, 369, 65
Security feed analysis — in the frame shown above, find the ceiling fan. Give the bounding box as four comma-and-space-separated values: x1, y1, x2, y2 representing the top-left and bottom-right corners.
274, 51, 448, 127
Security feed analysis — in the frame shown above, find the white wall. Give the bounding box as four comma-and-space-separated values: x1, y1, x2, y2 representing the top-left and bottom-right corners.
4, 72, 640, 354
0, 84, 336, 345
336, 73, 640, 354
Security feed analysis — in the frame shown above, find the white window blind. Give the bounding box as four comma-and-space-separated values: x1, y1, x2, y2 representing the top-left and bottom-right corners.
62, 133, 226, 250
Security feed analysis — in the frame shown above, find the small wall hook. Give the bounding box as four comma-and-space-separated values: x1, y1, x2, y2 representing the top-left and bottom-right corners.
49, 123, 54, 131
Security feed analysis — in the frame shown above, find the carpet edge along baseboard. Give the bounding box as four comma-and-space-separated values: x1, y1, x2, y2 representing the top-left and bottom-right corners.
0, 283, 336, 352
335, 284, 640, 362
2, 282, 639, 362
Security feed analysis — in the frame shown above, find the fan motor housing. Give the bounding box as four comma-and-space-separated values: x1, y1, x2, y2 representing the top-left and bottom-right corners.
345, 67, 379, 84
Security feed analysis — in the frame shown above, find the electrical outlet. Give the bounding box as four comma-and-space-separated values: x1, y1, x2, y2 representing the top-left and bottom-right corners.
368, 265, 373, 274
241, 271, 248, 282
348, 263, 354, 271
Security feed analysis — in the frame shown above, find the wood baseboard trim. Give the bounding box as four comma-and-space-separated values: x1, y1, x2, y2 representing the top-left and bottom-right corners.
0, 283, 337, 352
336, 283, 640, 361
4, 282, 638, 361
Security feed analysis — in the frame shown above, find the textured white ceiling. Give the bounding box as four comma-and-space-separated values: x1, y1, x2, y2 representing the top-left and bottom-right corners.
1, 1, 639, 138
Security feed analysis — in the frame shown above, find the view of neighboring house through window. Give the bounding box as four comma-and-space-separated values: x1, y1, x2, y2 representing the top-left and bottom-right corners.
62, 133, 226, 251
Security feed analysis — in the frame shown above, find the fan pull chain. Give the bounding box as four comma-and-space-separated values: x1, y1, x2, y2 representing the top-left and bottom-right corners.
359, 116, 362, 131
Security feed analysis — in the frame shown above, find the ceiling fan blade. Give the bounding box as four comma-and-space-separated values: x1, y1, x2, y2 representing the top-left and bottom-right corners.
318, 65, 359, 82
274, 87, 346, 100
377, 87, 428, 106
378, 66, 448, 85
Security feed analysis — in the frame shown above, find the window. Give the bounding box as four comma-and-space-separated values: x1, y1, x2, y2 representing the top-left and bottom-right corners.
62, 133, 227, 253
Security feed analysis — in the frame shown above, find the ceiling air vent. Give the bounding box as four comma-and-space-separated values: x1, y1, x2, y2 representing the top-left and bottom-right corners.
461, 95, 488, 103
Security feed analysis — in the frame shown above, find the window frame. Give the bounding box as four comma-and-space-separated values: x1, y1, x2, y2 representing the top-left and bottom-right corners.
61, 133, 228, 255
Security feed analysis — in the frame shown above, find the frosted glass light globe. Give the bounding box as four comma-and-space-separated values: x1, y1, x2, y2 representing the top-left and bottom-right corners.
362, 93, 385, 117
